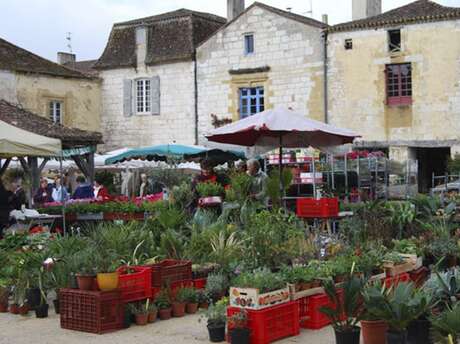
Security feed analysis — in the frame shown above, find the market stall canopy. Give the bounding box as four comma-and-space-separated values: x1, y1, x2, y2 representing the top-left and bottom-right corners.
205, 107, 359, 148
105, 144, 244, 165
0, 120, 61, 157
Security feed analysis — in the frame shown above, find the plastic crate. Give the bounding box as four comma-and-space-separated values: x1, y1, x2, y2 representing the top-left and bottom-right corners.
409, 267, 429, 288
193, 278, 207, 290
117, 266, 152, 303
384, 273, 410, 288
298, 290, 344, 330
227, 301, 300, 344
296, 198, 339, 218
149, 259, 192, 287
60, 289, 123, 334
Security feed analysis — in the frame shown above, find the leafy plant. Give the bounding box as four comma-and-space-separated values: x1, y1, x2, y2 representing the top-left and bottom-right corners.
231, 269, 285, 294
175, 288, 189, 303
320, 275, 365, 332
228, 309, 248, 329
430, 303, 460, 343
180, 287, 198, 303
424, 269, 460, 309
155, 289, 171, 309
205, 273, 227, 297
203, 297, 228, 326
266, 169, 292, 208
196, 182, 224, 198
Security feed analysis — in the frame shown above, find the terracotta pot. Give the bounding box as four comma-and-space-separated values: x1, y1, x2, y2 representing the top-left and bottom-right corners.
10, 303, 19, 314
361, 320, 388, 344
311, 280, 321, 288
159, 308, 172, 320
18, 304, 29, 315
76, 274, 95, 291
0, 303, 8, 313
300, 282, 313, 290
96, 272, 119, 291
172, 302, 186, 317
199, 302, 209, 309
446, 255, 458, 268
135, 313, 149, 326
186, 303, 198, 314
335, 275, 346, 283
148, 310, 158, 323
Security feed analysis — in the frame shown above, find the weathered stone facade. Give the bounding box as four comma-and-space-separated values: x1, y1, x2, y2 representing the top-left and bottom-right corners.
196, 4, 326, 143
99, 62, 196, 150
328, 20, 460, 159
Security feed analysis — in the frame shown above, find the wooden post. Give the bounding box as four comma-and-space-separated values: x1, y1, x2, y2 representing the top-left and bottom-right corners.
87, 152, 95, 184
0, 158, 11, 176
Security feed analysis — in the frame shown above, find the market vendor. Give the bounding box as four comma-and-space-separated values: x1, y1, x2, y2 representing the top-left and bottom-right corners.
33, 178, 53, 206
192, 159, 226, 187
72, 176, 94, 199
94, 176, 110, 201
52, 176, 69, 202
247, 159, 268, 204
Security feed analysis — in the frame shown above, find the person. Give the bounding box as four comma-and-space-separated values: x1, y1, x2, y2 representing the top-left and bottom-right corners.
192, 159, 223, 186
0, 180, 13, 239
139, 173, 151, 197
236, 160, 247, 174
33, 178, 53, 205
72, 176, 94, 199
247, 159, 268, 204
10, 178, 27, 210
93, 176, 110, 200
52, 176, 69, 202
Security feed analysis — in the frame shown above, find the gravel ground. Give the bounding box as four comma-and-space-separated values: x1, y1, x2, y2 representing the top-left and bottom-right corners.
0, 306, 335, 344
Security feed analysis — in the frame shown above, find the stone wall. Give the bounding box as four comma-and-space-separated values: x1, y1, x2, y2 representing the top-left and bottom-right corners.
328, 20, 460, 153
100, 62, 196, 151
15, 73, 101, 132
0, 69, 18, 103
196, 5, 325, 143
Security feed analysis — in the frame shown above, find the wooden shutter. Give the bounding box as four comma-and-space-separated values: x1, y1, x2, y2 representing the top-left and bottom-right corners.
150, 76, 160, 115
123, 79, 133, 117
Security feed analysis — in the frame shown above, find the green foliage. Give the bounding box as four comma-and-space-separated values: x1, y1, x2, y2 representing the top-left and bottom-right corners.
95, 171, 116, 194
203, 297, 228, 326
447, 154, 460, 174
170, 182, 193, 210
280, 266, 313, 284
384, 201, 416, 239
231, 269, 285, 294
205, 273, 227, 296
228, 173, 253, 203
266, 168, 292, 208
196, 182, 224, 198
320, 275, 365, 332
175, 288, 190, 303
148, 168, 190, 190
180, 287, 198, 303
155, 289, 171, 309
424, 269, 460, 309
430, 303, 460, 343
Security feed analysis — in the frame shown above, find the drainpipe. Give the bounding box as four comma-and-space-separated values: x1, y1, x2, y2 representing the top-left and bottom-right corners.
323, 29, 329, 124
194, 58, 199, 145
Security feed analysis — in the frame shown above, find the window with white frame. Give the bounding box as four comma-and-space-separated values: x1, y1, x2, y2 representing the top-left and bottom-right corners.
136, 79, 151, 114
49, 100, 63, 124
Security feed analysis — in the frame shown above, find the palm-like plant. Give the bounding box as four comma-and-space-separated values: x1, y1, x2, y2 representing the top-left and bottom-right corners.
430, 303, 460, 343
320, 275, 366, 332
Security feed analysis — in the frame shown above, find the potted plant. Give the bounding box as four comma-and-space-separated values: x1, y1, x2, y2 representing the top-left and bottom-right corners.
0, 273, 11, 313
364, 282, 431, 344
147, 300, 157, 323
198, 289, 210, 309
361, 282, 389, 344
228, 309, 250, 344
172, 287, 187, 317
320, 274, 365, 344
128, 302, 149, 326
35, 266, 49, 318
203, 297, 228, 343
205, 273, 227, 304
95, 251, 120, 291
75, 250, 96, 291
155, 289, 172, 320
183, 287, 199, 314
430, 303, 460, 343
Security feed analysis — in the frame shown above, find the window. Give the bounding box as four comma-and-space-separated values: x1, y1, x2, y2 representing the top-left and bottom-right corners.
388, 29, 401, 52
386, 63, 412, 106
239, 87, 264, 118
136, 79, 151, 114
345, 39, 353, 50
49, 100, 63, 123
244, 34, 254, 55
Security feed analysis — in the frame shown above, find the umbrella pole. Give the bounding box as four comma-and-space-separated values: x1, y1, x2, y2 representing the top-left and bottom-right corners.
60, 157, 66, 235
279, 135, 284, 207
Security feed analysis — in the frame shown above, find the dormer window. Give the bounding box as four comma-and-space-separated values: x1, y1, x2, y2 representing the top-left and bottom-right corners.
388, 29, 401, 52
244, 34, 254, 55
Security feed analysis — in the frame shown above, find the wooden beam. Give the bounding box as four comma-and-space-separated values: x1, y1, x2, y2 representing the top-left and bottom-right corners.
19, 158, 30, 174
38, 158, 50, 173
87, 153, 95, 184
72, 155, 90, 178
0, 158, 11, 176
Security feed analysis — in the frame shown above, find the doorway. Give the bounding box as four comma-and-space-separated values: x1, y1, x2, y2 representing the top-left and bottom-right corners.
416, 147, 450, 193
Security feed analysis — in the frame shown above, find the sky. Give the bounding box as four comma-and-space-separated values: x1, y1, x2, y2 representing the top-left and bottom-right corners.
1, 0, 460, 62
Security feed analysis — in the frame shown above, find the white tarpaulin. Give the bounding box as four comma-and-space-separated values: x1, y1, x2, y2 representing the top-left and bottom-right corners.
0, 120, 61, 157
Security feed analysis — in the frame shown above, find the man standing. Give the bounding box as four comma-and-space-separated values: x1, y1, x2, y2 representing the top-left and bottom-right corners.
247, 159, 268, 204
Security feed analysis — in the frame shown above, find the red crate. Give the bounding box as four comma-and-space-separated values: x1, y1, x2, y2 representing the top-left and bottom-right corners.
193, 278, 207, 289
384, 273, 410, 288
117, 266, 152, 303
298, 290, 344, 330
227, 301, 300, 344
409, 267, 429, 288
60, 289, 123, 334
148, 259, 192, 287
296, 198, 339, 218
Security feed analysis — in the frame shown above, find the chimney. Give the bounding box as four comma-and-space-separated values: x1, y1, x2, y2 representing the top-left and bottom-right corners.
135, 26, 147, 66
322, 14, 329, 25
57, 52, 76, 65
227, 0, 245, 22
352, 0, 382, 20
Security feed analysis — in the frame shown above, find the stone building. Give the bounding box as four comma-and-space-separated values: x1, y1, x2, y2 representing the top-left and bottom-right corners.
196, 1, 328, 142
94, 9, 226, 150
327, 0, 460, 191
0, 37, 101, 133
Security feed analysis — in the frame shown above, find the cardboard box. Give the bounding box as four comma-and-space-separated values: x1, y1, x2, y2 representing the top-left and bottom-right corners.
229, 286, 290, 310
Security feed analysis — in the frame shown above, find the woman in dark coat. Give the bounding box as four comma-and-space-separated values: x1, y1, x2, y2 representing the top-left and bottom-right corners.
0, 180, 13, 239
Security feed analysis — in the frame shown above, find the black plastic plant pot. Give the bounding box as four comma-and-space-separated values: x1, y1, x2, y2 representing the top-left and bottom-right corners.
69, 274, 78, 289
207, 323, 226, 343
35, 304, 49, 318
230, 328, 250, 344
26, 288, 41, 310
53, 299, 60, 314
334, 327, 361, 344
408, 319, 432, 344
123, 308, 132, 329
386, 330, 408, 344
